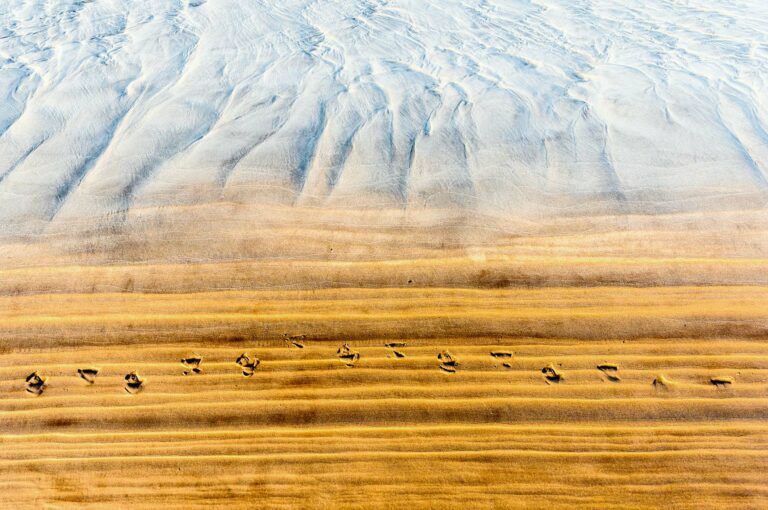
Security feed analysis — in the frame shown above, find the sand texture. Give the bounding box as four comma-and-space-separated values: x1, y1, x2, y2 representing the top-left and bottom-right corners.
2, 0, 768, 504
2, 0, 768, 236
1, 208, 767, 508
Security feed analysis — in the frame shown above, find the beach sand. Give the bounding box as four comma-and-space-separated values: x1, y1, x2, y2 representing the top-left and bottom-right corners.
1, 205, 767, 508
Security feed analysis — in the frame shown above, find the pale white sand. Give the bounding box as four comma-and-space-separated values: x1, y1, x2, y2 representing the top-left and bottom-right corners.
1, 0, 767, 238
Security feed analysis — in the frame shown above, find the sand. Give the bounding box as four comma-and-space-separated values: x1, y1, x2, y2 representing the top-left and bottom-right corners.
1, 207, 767, 507
3, 0, 768, 233
3, 0, 767, 505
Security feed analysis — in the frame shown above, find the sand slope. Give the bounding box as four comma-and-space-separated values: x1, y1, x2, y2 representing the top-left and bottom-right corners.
2, 0, 768, 236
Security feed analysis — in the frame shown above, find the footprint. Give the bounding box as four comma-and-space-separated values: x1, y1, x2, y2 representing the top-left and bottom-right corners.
337, 344, 360, 367
710, 375, 734, 388
597, 363, 620, 382
385, 342, 406, 359
124, 371, 144, 394
541, 363, 563, 384
283, 334, 306, 348
490, 351, 514, 369
438, 351, 458, 373
25, 371, 47, 396
652, 374, 672, 389
77, 368, 100, 384
241, 365, 258, 377
236, 353, 261, 376
181, 354, 203, 375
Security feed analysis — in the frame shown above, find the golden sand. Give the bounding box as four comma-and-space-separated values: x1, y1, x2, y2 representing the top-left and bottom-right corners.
1, 207, 767, 507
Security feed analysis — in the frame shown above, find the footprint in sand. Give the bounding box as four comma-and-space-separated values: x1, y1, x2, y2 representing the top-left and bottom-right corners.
124, 371, 144, 394
490, 351, 514, 369
385, 342, 407, 358
542, 363, 563, 384
25, 371, 47, 396
337, 344, 360, 367
438, 351, 459, 373
181, 355, 203, 375
710, 375, 735, 388
597, 363, 621, 382
77, 368, 100, 384
283, 334, 306, 349
236, 353, 260, 376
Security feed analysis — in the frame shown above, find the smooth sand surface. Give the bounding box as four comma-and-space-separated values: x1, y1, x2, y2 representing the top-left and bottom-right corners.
1, 207, 767, 507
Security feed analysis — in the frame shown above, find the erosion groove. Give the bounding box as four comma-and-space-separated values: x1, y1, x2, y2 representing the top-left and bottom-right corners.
3, 0, 768, 235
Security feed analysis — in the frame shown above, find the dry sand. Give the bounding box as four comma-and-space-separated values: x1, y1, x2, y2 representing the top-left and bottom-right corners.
1, 206, 767, 508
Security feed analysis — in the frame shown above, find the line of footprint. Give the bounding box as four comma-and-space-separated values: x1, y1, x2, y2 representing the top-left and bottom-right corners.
21, 343, 738, 396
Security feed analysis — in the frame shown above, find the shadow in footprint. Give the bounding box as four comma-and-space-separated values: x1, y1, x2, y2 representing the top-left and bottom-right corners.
77, 368, 100, 384
542, 363, 563, 384
124, 371, 144, 394
438, 351, 458, 373
710, 375, 734, 388
337, 344, 360, 367
597, 363, 620, 382
385, 342, 407, 359
181, 355, 203, 375
490, 351, 514, 369
284, 334, 306, 349
236, 353, 260, 376
25, 371, 47, 396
